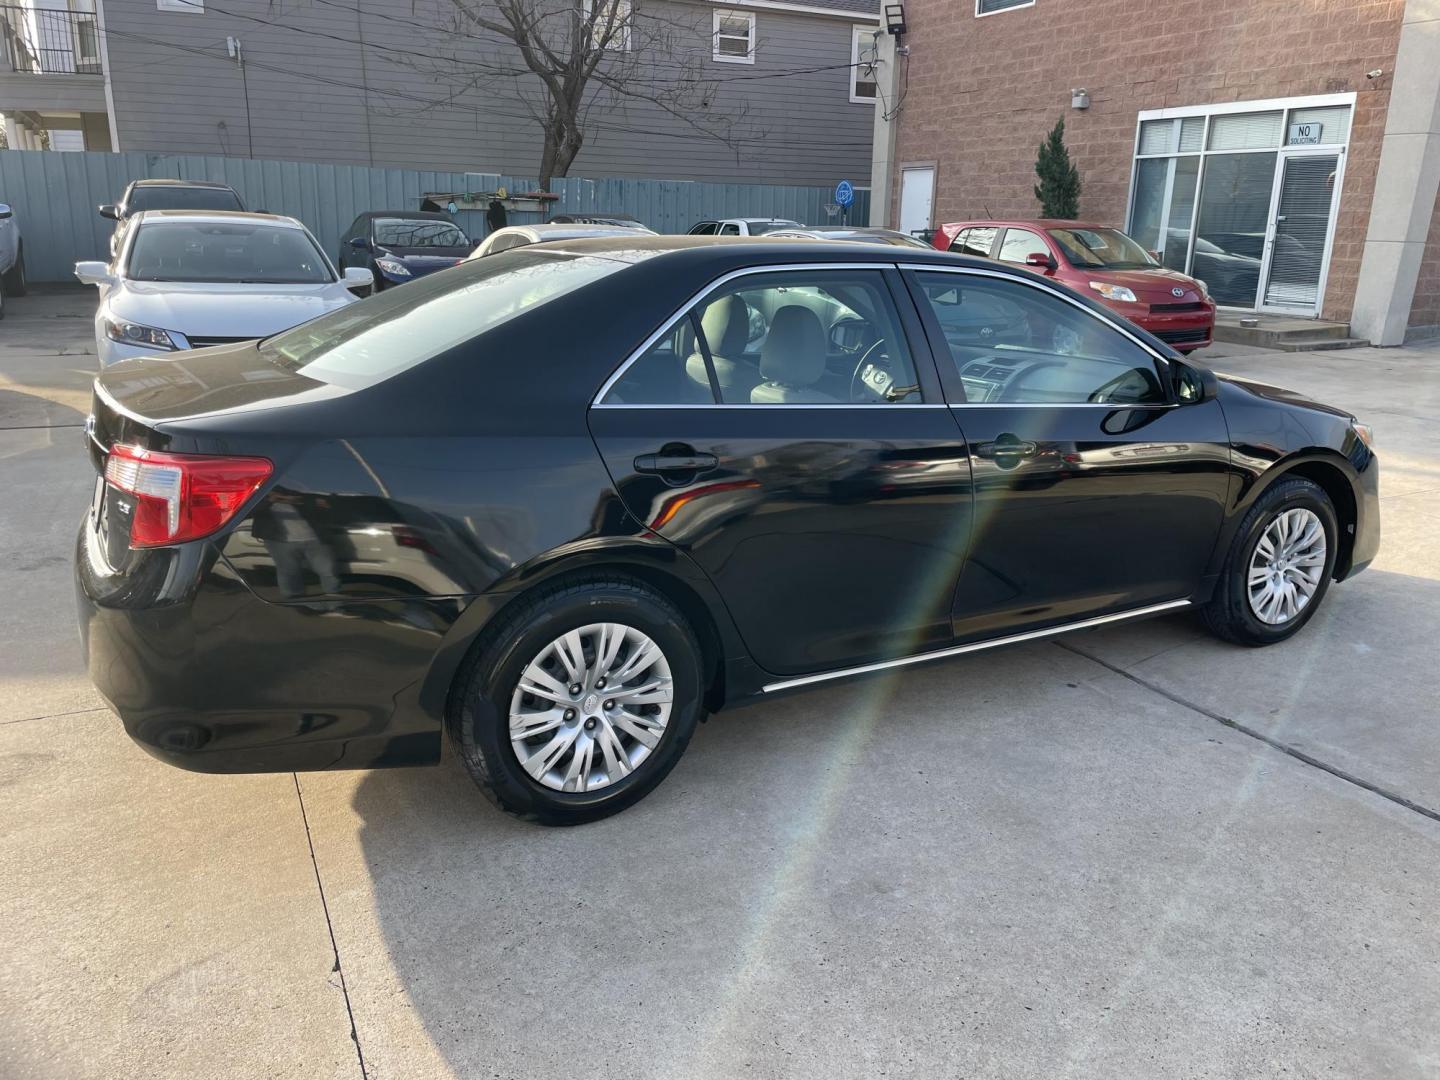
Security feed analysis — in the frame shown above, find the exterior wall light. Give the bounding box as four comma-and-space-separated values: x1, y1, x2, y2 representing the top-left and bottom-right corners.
1071, 88, 1090, 110
884, 3, 906, 36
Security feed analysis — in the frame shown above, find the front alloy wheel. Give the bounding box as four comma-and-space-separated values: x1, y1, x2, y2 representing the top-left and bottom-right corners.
1247, 507, 1327, 625
1201, 476, 1338, 646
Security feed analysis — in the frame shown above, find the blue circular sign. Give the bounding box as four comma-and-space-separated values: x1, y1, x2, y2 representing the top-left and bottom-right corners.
835, 180, 855, 207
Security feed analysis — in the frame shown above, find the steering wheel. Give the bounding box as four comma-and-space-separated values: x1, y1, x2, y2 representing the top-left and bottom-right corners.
849, 338, 892, 401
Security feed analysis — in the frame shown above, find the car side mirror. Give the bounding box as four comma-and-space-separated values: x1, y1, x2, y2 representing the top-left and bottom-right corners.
1172, 359, 1215, 404
99, 204, 120, 221
0, 203, 11, 220
1025, 252, 1057, 272
342, 266, 374, 296
74, 260, 114, 286
348, 236, 372, 251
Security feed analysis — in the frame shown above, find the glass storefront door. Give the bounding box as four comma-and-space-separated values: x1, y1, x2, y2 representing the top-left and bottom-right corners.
1261, 152, 1341, 311
1192, 152, 1276, 308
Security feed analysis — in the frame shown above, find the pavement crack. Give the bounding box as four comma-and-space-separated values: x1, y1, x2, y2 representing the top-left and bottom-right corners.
1057, 640, 1440, 826
1, 706, 110, 726
293, 774, 369, 1080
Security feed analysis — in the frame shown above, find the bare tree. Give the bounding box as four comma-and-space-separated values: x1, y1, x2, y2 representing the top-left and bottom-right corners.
436, 0, 747, 190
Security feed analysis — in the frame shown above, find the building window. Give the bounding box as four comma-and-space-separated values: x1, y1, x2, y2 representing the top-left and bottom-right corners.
1127, 95, 1355, 315
713, 9, 755, 64
976, 0, 1033, 14
851, 26, 877, 103
156, 0, 203, 11
582, 0, 631, 51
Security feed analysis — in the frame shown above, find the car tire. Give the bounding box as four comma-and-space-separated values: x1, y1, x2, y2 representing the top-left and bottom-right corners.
3, 245, 26, 297
0, 282, 6, 320
1201, 476, 1338, 646
448, 577, 705, 825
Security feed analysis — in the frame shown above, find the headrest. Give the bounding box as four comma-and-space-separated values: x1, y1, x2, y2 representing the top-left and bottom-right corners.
699, 294, 750, 357
759, 305, 827, 387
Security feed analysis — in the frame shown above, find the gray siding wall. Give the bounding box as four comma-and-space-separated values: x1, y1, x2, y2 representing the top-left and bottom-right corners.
99, 0, 876, 186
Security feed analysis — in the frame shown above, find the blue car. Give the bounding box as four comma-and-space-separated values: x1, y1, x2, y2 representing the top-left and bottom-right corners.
338, 211, 473, 289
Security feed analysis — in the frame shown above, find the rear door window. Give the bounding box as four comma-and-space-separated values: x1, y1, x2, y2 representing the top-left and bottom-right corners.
953, 227, 997, 258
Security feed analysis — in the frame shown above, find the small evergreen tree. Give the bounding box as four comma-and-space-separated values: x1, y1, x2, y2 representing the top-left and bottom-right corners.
1034, 117, 1082, 218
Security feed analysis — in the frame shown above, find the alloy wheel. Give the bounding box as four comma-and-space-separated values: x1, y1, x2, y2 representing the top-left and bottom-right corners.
508, 622, 674, 793
1247, 507, 1327, 625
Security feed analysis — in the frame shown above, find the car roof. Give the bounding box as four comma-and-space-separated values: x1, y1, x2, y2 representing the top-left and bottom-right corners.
131, 178, 236, 189
523, 234, 1005, 270
361, 210, 456, 221
133, 209, 305, 229
942, 218, 1118, 231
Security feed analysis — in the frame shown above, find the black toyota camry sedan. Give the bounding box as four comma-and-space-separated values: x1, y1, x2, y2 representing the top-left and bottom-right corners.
76, 237, 1379, 824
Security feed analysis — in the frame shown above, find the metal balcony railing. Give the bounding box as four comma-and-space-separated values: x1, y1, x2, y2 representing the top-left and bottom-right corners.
1, 5, 103, 75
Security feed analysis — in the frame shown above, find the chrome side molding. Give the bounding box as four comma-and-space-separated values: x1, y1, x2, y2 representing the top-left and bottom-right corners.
761, 599, 1193, 693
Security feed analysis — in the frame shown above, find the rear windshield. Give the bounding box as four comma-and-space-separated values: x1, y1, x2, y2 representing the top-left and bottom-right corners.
127, 186, 243, 213
373, 217, 469, 248
261, 250, 624, 389
746, 220, 802, 235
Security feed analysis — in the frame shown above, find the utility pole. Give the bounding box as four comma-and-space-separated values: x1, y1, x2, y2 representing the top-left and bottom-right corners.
867, 29, 901, 228
227, 35, 253, 157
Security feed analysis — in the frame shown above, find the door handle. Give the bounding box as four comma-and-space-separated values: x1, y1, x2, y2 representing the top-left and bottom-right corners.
975, 436, 1038, 460
634, 449, 719, 474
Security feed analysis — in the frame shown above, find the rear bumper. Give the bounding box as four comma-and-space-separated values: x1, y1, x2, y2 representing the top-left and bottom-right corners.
76, 523, 453, 773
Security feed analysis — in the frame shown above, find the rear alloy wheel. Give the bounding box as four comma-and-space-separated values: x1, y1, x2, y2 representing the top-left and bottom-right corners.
449, 578, 704, 824
1201, 477, 1338, 646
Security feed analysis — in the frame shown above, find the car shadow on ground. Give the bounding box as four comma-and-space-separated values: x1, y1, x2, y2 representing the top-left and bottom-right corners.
337, 566, 1440, 1078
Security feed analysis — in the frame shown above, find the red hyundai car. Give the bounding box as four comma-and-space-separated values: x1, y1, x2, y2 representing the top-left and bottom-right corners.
932, 219, 1216, 353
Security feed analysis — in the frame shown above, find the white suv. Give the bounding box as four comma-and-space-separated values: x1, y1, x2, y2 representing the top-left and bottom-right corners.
686, 217, 802, 236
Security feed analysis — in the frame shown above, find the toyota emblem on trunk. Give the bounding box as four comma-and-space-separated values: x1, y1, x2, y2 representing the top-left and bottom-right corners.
1172, 287, 1185, 297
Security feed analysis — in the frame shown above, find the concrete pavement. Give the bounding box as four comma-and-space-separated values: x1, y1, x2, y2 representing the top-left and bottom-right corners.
2, 288, 1438, 1079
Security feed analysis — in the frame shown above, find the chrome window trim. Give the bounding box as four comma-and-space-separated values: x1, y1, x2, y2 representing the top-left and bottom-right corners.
594, 403, 952, 410
591, 261, 910, 406
762, 599, 1192, 692
949, 402, 1180, 410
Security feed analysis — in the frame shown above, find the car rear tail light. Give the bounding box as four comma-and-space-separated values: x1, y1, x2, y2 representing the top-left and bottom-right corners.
104, 444, 272, 548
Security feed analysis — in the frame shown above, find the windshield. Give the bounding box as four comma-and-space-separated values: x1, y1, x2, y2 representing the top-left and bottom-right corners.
373, 217, 469, 249
127, 186, 243, 213
1048, 227, 1158, 270
747, 220, 802, 235
126, 221, 332, 284
261, 250, 624, 389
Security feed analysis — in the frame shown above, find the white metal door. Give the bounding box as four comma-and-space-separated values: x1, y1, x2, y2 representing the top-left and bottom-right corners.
1259, 149, 1344, 315
898, 166, 935, 239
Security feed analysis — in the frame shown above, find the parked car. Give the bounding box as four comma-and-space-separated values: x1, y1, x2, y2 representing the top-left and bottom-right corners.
74, 210, 372, 366
933, 219, 1216, 353
765, 225, 932, 248
76, 236, 1378, 825
99, 179, 245, 257
550, 212, 649, 228
338, 211, 473, 289
686, 217, 802, 236
0, 200, 26, 319
468, 222, 656, 259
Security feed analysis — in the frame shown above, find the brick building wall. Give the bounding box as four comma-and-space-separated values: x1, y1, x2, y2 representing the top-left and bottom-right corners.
889, 0, 1406, 323
1411, 193, 1440, 334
